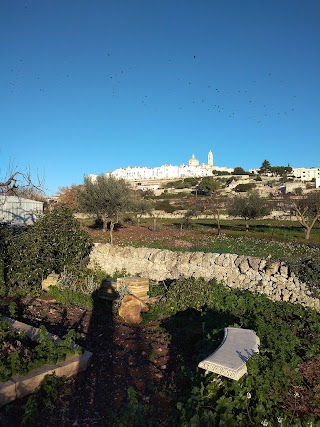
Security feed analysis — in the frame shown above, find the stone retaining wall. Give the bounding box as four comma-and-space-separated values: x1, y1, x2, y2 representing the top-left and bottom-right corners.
90, 244, 320, 311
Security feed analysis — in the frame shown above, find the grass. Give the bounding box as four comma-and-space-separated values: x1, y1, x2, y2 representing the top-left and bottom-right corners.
143, 278, 320, 426
79, 216, 320, 266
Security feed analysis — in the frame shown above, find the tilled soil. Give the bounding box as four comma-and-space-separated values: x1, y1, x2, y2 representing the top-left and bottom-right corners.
0, 297, 183, 427
87, 223, 219, 249
0, 225, 209, 426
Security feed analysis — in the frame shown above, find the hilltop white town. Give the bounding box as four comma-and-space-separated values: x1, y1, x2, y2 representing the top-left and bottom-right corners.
88, 150, 320, 192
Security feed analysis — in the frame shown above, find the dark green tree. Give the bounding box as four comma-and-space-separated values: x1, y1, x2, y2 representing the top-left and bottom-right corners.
227, 191, 271, 231
259, 160, 271, 174
233, 167, 248, 175
197, 177, 220, 195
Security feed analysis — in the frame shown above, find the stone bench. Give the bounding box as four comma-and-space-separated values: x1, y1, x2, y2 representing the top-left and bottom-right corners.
198, 327, 260, 380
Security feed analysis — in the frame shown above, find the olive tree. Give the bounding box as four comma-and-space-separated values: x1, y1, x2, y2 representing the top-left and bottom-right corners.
77, 174, 137, 244
130, 193, 153, 226
227, 191, 271, 231
197, 177, 220, 195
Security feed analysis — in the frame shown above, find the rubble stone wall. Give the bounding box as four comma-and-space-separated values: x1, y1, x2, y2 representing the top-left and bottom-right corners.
90, 243, 320, 311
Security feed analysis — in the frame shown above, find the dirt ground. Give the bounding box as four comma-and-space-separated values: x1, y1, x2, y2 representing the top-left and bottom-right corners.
87, 223, 219, 250
0, 225, 212, 426
0, 295, 186, 426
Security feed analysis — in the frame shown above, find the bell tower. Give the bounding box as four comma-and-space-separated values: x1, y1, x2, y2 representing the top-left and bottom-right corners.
208, 150, 213, 166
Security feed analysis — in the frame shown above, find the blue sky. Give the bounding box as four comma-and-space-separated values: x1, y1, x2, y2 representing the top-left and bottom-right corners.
1, 0, 319, 196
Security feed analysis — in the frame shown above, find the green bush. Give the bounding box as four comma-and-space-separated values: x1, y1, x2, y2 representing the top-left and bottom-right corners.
146, 277, 320, 426
0, 321, 80, 383
234, 183, 256, 192
291, 256, 320, 298
154, 200, 176, 213
2, 206, 93, 296
22, 373, 67, 425
47, 286, 94, 309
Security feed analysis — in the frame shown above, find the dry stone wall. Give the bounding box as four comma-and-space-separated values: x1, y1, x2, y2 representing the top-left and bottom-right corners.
90, 243, 320, 311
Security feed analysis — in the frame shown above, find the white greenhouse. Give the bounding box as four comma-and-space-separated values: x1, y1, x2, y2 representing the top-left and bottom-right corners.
0, 196, 43, 225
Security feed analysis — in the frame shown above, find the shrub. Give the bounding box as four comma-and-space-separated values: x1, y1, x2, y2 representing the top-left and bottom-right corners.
291, 256, 320, 298
47, 286, 94, 309
154, 200, 176, 213
147, 277, 320, 426
22, 373, 67, 425
234, 183, 256, 192
2, 205, 93, 296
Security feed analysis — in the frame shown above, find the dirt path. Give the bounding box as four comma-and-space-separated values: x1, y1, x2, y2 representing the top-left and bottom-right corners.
0, 298, 176, 426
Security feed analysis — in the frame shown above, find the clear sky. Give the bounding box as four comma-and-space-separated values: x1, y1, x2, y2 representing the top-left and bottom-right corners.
1, 0, 319, 196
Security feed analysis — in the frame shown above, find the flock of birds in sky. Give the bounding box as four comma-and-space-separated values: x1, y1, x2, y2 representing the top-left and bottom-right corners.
7, 52, 297, 126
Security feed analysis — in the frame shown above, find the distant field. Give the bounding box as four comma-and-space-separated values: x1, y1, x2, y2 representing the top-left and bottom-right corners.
80, 216, 320, 264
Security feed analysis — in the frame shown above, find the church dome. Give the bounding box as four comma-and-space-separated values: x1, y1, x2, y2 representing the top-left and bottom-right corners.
188, 154, 199, 166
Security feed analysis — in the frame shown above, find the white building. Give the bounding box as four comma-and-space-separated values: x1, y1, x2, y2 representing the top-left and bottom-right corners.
292, 167, 320, 182
0, 196, 43, 225
89, 151, 233, 183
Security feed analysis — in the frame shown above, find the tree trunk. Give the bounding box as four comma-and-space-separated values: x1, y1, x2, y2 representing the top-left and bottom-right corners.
304, 227, 311, 240
101, 214, 108, 233
245, 218, 249, 231
110, 221, 114, 245
217, 209, 221, 235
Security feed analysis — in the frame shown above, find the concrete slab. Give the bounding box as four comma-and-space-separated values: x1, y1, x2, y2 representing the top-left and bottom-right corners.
0, 380, 16, 407
198, 327, 260, 380
14, 364, 59, 399
56, 350, 93, 377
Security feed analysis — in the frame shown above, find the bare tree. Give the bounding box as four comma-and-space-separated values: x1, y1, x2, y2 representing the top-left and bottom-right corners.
291, 191, 320, 240
0, 169, 44, 197
203, 195, 225, 235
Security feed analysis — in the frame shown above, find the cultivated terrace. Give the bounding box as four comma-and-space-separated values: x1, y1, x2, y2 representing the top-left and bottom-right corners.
0, 175, 320, 426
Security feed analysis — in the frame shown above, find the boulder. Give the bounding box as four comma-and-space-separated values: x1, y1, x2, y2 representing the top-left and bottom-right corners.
41, 273, 59, 292
118, 294, 149, 324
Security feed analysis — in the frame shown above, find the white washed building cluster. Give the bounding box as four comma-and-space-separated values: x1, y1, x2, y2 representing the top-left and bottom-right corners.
110, 163, 212, 181
89, 151, 234, 183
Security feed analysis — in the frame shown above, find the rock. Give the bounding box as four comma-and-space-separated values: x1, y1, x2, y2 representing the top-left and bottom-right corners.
266, 261, 280, 275
239, 259, 249, 274
248, 257, 261, 272
41, 273, 59, 292
118, 294, 149, 324
279, 263, 289, 278
147, 296, 162, 305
